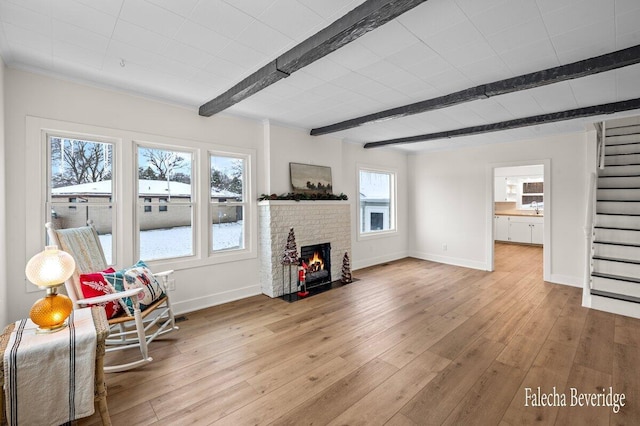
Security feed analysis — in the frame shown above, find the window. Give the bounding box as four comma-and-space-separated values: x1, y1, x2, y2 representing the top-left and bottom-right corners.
32, 116, 256, 272
358, 168, 396, 236
210, 153, 247, 252
370, 212, 384, 231
137, 146, 193, 261
47, 136, 114, 264
521, 180, 543, 210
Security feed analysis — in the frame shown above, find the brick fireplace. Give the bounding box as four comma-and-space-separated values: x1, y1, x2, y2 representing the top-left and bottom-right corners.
258, 201, 351, 297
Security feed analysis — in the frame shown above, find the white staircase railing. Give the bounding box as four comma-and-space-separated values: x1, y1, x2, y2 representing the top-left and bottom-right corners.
598, 121, 606, 169
584, 172, 598, 290
585, 121, 606, 291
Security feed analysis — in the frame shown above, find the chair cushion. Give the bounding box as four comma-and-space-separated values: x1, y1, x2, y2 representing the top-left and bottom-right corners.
103, 261, 165, 316
79, 268, 123, 319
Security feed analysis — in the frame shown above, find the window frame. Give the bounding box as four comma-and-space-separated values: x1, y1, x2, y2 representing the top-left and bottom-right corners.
357, 165, 397, 240
135, 143, 197, 262
209, 150, 252, 257
45, 132, 118, 267
26, 117, 257, 284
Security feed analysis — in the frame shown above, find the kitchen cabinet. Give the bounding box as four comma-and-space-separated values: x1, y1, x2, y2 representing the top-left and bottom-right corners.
494, 177, 518, 202
494, 215, 509, 241
494, 215, 543, 245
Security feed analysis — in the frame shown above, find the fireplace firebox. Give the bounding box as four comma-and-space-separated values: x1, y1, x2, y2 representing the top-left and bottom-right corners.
300, 243, 331, 288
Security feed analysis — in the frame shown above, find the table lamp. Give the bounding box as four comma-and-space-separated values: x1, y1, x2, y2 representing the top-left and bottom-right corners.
25, 245, 76, 333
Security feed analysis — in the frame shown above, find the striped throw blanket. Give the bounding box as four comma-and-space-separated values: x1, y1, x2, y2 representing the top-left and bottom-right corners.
3, 308, 96, 426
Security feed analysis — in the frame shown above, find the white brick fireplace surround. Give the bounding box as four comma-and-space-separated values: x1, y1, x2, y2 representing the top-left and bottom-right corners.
259, 201, 351, 297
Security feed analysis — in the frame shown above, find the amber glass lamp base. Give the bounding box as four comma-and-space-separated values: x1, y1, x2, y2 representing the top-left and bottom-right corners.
29, 289, 73, 333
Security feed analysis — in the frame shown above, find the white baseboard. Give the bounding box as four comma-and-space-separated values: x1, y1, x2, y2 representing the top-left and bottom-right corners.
586, 294, 640, 319
409, 251, 489, 271
353, 250, 409, 271
171, 284, 262, 316
547, 274, 583, 288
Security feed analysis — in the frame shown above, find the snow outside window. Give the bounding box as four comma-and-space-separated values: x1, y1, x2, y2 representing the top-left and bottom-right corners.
210, 153, 247, 253
136, 146, 194, 261
47, 135, 115, 264
358, 168, 396, 237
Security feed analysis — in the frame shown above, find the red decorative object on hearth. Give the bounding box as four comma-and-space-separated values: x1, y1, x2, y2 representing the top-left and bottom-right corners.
297, 259, 309, 297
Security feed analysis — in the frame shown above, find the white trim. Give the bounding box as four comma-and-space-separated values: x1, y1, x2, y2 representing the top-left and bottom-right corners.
170, 283, 262, 315
548, 274, 582, 288
410, 251, 489, 271
352, 250, 409, 270
357, 163, 398, 240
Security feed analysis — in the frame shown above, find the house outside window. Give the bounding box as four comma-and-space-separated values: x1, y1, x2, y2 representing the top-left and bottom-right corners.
137, 146, 194, 261
358, 167, 396, 237
158, 197, 168, 212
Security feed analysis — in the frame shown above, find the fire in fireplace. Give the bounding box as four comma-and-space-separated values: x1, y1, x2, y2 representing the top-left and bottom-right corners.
300, 243, 331, 288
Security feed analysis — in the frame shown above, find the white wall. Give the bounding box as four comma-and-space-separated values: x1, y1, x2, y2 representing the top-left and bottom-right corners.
265, 123, 344, 195
408, 132, 593, 285
343, 142, 409, 269
4, 68, 265, 322
0, 58, 7, 327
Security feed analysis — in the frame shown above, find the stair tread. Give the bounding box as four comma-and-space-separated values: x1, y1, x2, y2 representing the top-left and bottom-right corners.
592, 272, 640, 284
590, 289, 640, 304
594, 240, 640, 248
594, 226, 640, 231
597, 200, 640, 202
605, 152, 640, 156
593, 255, 640, 265
596, 213, 640, 216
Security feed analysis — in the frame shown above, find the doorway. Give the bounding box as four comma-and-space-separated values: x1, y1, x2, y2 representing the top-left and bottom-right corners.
487, 160, 550, 281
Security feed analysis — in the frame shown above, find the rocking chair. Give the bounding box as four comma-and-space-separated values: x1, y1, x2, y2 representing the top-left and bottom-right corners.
45, 222, 179, 372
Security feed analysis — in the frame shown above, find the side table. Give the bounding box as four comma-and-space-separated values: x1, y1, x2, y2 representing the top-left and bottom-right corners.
0, 306, 111, 425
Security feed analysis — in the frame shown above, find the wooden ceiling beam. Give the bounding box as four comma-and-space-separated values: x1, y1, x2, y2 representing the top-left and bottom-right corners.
199, 0, 428, 117
363, 98, 640, 148
312, 44, 640, 136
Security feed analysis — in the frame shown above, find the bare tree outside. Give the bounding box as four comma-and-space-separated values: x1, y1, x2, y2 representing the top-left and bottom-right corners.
51, 138, 112, 187
140, 148, 188, 182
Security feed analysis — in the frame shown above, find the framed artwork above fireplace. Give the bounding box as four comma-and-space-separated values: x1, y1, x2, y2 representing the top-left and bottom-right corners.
289, 162, 333, 195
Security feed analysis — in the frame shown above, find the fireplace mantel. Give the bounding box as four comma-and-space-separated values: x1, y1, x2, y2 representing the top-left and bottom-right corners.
258, 201, 351, 297
258, 200, 348, 206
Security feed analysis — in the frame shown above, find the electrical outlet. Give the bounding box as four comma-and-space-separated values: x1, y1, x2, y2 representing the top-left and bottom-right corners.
442, 243, 447, 251
168, 278, 176, 291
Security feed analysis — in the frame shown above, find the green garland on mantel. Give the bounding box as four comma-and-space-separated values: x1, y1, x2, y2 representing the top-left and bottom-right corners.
259, 192, 348, 201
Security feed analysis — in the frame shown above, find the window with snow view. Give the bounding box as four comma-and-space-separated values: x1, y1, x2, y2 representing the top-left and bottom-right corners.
358, 168, 396, 237
210, 153, 247, 252
137, 146, 194, 261
48, 135, 115, 264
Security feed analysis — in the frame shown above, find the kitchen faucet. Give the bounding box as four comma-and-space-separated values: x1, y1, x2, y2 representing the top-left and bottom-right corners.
532, 201, 539, 214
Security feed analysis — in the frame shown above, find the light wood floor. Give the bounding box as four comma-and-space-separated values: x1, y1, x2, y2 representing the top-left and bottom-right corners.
81, 243, 640, 425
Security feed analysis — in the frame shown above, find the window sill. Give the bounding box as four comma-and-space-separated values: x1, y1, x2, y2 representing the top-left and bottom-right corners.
357, 229, 398, 241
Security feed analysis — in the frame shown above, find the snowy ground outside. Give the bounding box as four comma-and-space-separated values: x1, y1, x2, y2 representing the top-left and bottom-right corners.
99, 221, 243, 263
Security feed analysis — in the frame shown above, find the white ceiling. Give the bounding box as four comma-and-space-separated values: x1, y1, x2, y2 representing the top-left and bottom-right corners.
1, 0, 640, 152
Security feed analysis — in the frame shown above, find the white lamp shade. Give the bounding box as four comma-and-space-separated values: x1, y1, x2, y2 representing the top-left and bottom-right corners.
25, 245, 76, 288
